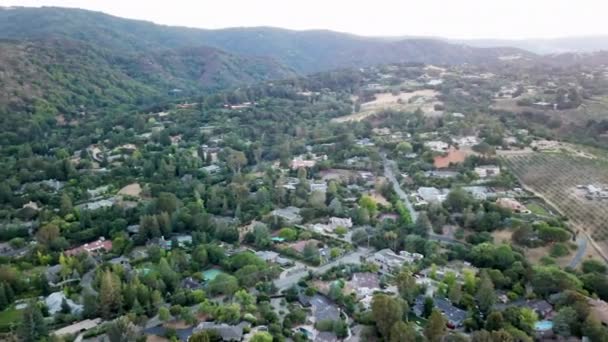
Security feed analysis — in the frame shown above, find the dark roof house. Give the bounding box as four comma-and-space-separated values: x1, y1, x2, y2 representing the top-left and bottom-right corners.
193, 321, 249, 341
413, 295, 467, 328
181, 277, 203, 290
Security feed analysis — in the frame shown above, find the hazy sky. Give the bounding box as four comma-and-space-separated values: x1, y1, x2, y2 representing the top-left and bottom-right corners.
4, 0, 608, 39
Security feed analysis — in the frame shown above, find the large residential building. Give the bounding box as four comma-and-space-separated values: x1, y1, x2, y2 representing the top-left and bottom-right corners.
425, 141, 449, 152
417, 187, 450, 204
64, 237, 112, 257
271, 206, 303, 224
496, 198, 531, 214
474, 165, 501, 178
369, 249, 424, 274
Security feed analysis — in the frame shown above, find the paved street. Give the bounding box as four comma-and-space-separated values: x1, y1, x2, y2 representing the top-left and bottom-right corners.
274, 248, 369, 290
383, 154, 464, 245
383, 155, 418, 221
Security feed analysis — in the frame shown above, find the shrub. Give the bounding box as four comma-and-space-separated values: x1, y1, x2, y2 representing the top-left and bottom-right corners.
550, 243, 570, 258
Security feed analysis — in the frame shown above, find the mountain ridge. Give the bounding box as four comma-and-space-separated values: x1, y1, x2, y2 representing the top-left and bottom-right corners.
0, 6, 534, 73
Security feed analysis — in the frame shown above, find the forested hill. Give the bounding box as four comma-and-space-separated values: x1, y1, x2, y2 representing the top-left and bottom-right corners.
0, 7, 533, 73
0, 37, 295, 127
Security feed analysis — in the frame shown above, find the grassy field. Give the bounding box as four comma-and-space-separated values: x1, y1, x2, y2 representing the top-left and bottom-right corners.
504, 152, 608, 251
332, 89, 440, 122
526, 201, 552, 216
0, 307, 22, 332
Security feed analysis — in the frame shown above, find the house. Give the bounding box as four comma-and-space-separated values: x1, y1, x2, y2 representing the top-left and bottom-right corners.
309, 217, 353, 234
298, 293, 312, 307
531, 139, 560, 151
525, 300, 554, 318
22, 201, 40, 211
175, 235, 193, 247
369, 249, 423, 274
310, 182, 328, 193
417, 187, 450, 204
474, 165, 501, 178
255, 250, 279, 263
462, 186, 495, 200
310, 294, 341, 322
372, 127, 391, 136
413, 296, 467, 328
379, 213, 399, 222
356, 138, 375, 147
65, 237, 112, 257
579, 184, 608, 200
424, 171, 459, 179
181, 277, 203, 290
45, 292, 83, 315
108, 256, 131, 271
496, 198, 531, 214
435, 297, 468, 328
291, 154, 326, 170
77, 198, 116, 211
153, 236, 173, 250
454, 136, 480, 147
201, 164, 221, 174
347, 273, 381, 299
532, 101, 553, 109
52, 318, 102, 337
87, 185, 110, 198
271, 206, 303, 225
359, 171, 375, 183
45, 264, 64, 285
193, 321, 250, 341
425, 141, 449, 152
282, 177, 300, 191
292, 159, 316, 169
127, 224, 140, 235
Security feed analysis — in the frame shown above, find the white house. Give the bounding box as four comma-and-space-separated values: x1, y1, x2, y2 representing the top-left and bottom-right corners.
474, 165, 501, 178
424, 141, 449, 152
369, 249, 423, 274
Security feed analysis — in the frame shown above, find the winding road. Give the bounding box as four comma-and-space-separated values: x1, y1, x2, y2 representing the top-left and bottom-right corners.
274, 248, 369, 290
383, 155, 418, 221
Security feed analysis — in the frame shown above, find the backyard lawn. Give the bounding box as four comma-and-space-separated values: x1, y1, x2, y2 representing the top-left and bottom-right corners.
0, 307, 22, 332
526, 202, 551, 216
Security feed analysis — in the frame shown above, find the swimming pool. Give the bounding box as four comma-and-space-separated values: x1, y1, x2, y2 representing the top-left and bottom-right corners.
535, 320, 553, 331
202, 268, 223, 282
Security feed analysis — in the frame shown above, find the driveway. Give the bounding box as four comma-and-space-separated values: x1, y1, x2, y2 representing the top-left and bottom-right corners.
568, 236, 588, 269
81, 268, 97, 295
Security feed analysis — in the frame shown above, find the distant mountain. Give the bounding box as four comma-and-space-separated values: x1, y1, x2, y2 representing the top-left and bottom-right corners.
452, 36, 608, 54
193, 27, 532, 73
0, 7, 533, 74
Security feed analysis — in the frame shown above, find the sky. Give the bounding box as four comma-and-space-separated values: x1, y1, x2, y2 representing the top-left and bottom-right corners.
3, 0, 608, 39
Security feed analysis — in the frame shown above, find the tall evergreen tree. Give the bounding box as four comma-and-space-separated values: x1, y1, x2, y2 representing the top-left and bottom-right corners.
18, 301, 47, 342
99, 270, 122, 319
424, 309, 447, 342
